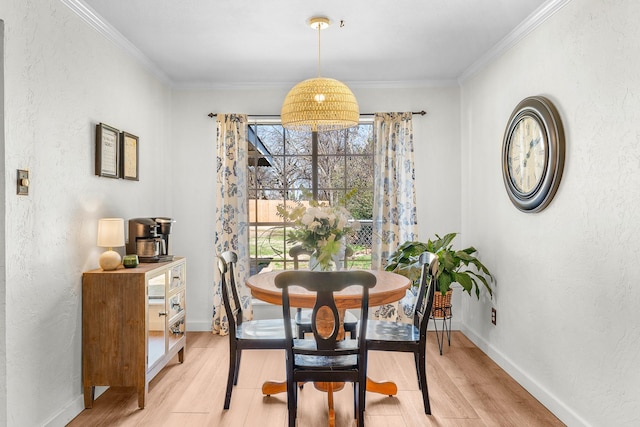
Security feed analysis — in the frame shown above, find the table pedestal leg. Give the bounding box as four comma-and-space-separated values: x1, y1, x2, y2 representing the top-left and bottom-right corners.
262, 380, 287, 396
366, 377, 398, 396
327, 382, 335, 427
262, 377, 397, 396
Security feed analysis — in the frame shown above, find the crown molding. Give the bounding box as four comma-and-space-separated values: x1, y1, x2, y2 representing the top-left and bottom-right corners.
174, 78, 460, 91
63, 0, 569, 90
61, 0, 172, 85
458, 0, 573, 83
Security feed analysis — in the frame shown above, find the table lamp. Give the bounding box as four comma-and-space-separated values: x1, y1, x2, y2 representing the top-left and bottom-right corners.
97, 218, 125, 271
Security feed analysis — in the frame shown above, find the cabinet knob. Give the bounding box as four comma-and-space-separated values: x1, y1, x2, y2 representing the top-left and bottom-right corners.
158, 312, 168, 317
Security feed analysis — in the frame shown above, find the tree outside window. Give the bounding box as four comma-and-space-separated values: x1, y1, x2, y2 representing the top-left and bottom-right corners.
247, 122, 374, 273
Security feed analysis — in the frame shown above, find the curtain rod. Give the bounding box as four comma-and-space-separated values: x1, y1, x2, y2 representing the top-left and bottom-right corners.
207, 110, 427, 118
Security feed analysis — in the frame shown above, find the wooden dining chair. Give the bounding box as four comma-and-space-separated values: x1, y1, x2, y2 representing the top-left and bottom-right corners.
289, 245, 359, 339
365, 251, 438, 414
217, 251, 288, 409
275, 270, 376, 427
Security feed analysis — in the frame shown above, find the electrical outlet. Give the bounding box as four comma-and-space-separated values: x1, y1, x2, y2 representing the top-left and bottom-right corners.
491, 307, 497, 325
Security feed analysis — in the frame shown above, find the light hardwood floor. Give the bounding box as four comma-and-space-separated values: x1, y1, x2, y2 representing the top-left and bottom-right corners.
69, 331, 565, 427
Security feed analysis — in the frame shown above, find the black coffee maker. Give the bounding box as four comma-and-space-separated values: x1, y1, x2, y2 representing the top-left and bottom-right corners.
127, 217, 175, 262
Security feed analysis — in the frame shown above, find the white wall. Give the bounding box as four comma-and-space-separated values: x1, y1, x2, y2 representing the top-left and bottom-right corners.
0, 18, 7, 427
459, 0, 640, 425
1, 0, 172, 425
170, 84, 462, 331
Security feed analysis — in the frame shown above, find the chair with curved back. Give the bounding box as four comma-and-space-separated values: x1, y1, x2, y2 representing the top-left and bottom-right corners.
275, 270, 377, 427
217, 251, 288, 409
365, 251, 438, 414
289, 244, 359, 339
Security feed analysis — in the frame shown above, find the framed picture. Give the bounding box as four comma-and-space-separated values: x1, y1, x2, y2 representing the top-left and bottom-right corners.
121, 132, 139, 181
95, 123, 120, 178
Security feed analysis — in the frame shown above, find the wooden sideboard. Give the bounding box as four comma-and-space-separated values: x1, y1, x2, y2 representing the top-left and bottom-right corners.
82, 257, 186, 409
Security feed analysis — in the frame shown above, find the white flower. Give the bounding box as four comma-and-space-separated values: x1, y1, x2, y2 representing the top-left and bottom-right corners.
301, 212, 315, 226
306, 206, 321, 218
316, 209, 330, 220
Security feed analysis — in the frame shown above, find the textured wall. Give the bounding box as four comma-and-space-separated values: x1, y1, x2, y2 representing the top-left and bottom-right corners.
459, 0, 640, 425
1, 0, 172, 425
0, 18, 7, 427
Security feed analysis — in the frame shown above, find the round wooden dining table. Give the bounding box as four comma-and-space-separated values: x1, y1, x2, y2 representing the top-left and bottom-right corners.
245, 269, 411, 397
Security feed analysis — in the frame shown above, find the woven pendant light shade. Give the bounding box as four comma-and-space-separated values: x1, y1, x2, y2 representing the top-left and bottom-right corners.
281, 16, 359, 132
281, 77, 359, 132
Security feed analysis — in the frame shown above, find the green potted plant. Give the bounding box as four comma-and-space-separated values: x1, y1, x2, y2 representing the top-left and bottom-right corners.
384, 232, 494, 298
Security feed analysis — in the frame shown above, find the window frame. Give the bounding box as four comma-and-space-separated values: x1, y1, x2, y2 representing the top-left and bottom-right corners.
247, 119, 374, 272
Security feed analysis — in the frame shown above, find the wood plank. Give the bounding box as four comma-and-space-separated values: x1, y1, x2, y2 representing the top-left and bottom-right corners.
69, 331, 565, 427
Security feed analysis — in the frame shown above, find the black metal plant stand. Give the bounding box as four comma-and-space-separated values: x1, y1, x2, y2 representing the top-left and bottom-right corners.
430, 295, 452, 355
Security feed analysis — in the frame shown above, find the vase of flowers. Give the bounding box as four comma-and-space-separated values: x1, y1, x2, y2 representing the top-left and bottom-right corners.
277, 200, 360, 272
308, 250, 331, 271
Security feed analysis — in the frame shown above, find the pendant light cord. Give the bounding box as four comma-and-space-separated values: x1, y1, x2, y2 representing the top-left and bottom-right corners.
317, 23, 322, 77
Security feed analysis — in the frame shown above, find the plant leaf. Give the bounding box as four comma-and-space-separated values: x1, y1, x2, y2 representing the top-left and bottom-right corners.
467, 271, 493, 297
452, 271, 473, 294
438, 272, 453, 294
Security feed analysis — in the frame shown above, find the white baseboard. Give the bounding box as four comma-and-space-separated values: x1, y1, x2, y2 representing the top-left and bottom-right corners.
43, 386, 108, 427
461, 326, 589, 427
187, 319, 214, 331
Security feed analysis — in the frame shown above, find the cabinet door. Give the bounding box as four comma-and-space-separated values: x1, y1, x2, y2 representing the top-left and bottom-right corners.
147, 271, 168, 369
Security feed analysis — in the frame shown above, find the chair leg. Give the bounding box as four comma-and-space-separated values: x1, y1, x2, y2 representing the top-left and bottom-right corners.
234, 349, 242, 385
353, 381, 357, 419
224, 343, 237, 409
362, 355, 368, 411
417, 349, 431, 414
287, 381, 297, 427
414, 352, 422, 390
357, 380, 366, 427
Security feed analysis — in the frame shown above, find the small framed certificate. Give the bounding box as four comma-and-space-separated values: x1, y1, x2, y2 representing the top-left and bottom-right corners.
121, 132, 139, 181
95, 123, 120, 178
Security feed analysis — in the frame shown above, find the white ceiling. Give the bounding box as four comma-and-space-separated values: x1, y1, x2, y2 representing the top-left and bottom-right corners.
78, 0, 554, 87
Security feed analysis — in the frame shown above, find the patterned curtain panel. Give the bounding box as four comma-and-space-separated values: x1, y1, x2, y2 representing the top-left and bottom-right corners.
212, 114, 252, 335
371, 112, 419, 322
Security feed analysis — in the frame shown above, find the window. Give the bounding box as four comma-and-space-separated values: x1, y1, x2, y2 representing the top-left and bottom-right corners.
247, 121, 374, 273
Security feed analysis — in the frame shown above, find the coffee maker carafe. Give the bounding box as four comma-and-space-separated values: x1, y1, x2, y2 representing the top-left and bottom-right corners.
127, 217, 175, 262
153, 217, 175, 259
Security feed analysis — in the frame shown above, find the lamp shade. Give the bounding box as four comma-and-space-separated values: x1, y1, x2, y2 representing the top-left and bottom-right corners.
281, 77, 359, 132
97, 218, 125, 248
